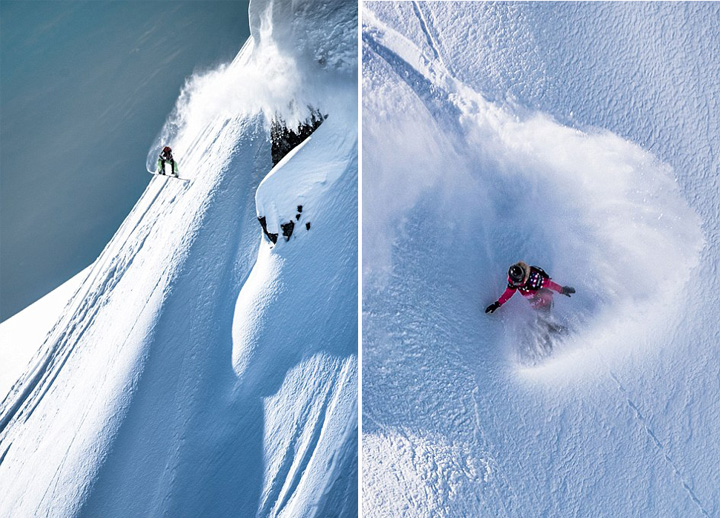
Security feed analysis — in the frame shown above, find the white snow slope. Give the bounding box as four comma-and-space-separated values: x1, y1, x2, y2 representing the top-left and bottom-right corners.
0, 269, 88, 399
363, 3, 719, 517
0, 1, 357, 517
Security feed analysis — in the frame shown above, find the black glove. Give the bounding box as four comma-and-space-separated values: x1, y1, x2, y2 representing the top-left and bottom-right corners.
485, 301, 501, 314
561, 286, 575, 297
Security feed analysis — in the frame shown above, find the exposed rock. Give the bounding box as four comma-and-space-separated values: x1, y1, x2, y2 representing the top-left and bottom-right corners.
257, 216, 278, 244
271, 109, 325, 166
281, 220, 295, 241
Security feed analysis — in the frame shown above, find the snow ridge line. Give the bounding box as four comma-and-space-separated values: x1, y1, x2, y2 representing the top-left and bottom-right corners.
608, 371, 710, 517
21, 212, 160, 421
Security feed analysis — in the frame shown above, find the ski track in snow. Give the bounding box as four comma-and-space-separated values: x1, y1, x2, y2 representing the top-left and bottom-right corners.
1, 114, 250, 494
363, 3, 711, 517
0, 179, 177, 434
411, 2, 440, 63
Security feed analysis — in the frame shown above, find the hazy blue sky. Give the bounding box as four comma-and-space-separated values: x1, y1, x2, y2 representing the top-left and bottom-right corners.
1, 1, 251, 320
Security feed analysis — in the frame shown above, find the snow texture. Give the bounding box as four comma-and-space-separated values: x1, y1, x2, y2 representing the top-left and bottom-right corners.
0, 1, 357, 516
0, 269, 88, 399
363, 2, 719, 517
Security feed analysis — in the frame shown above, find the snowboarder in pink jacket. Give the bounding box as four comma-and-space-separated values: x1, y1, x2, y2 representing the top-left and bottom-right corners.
485, 261, 575, 314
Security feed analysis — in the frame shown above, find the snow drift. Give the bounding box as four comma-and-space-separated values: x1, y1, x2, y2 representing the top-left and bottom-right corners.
363, 3, 716, 517
0, 1, 357, 516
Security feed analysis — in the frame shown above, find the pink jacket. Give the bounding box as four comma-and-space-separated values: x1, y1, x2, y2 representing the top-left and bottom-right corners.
498, 268, 564, 310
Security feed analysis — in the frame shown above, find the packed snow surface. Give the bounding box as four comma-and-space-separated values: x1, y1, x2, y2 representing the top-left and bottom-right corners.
0, 0, 357, 516
363, 2, 719, 517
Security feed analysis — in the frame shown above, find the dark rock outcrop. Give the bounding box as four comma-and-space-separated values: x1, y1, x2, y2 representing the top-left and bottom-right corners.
281, 220, 295, 241
271, 109, 325, 166
257, 216, 278, 244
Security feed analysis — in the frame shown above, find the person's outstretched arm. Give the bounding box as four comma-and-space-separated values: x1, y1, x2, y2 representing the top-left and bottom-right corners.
543, 278, 575, 296
486, 285, 516, 313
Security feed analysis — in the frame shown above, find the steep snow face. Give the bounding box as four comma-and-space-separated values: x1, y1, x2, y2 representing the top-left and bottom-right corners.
0, 1, 357, 516
233, 113, 358, 516
363, 3, 717, 517
0, 269, 88, 398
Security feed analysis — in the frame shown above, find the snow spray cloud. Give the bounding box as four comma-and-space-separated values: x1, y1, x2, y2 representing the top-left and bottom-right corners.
363, 15, 703, 361
147, 0, 356, 172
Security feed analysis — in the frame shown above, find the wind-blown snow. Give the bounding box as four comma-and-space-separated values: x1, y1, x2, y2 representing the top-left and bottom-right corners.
363, 2, 718, 517
0, 1, 357, 516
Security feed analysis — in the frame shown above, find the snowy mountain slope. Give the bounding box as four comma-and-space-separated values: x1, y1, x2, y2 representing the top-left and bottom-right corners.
0, 268, 88, 399
0, 2, 250, 321
233, 104, 358, 518
363, 3, 718, 517
0, 1, 357, 516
